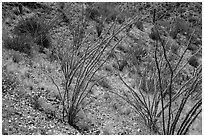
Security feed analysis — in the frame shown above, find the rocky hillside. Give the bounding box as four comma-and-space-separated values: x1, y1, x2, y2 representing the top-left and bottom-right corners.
2, 2, 202, 135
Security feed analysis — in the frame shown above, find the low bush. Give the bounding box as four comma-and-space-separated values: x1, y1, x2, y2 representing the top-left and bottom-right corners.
85, 3, 125, 24
124, 44, 147, 67
13, 14, 58, 53
85, 5, 101, 22
3, 35, 33, 56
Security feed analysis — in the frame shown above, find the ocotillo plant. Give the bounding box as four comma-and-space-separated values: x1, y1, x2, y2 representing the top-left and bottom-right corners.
50, 3, 138, 128
109, 17, 201, 134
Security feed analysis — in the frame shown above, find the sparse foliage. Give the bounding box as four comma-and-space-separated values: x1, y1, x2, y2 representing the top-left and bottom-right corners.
50, 3, 137, 129
3, 34, 33, 55
110, 12, 202, 135
12, 14, 59, 53
2, 2, 202, 135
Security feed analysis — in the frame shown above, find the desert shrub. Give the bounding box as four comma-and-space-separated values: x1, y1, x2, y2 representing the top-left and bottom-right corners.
3, 13, 57, 56
13, 14, 58, 53
124, 43, 147, 69
148, 2, 201, 23
45, 48, 59, 62
14, 15, 46, 36
85, 2, 125, 24
170, 17, 191, 39
3, 34, 33, 56
35, 34, 52, 53
85, 5, 101, 22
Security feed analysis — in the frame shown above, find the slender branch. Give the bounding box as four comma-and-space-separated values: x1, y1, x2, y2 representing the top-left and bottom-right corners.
177, 99, 202, 134
154, 41, 166, 134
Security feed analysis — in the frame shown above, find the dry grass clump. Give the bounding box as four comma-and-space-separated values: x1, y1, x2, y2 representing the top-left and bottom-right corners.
3, 35, 33, 56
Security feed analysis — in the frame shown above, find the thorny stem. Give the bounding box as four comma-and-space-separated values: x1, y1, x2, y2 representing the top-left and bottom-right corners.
154, 41, 166, 135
